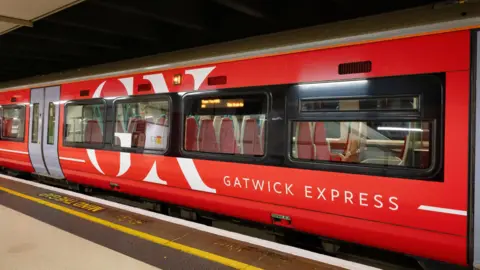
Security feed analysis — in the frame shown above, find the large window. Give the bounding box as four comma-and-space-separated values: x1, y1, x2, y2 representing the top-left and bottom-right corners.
288, 75, 442, 179
184, 93, 267, 156
1, 105, 26, 140
64, 102, 105, 145
113, 99, 170, 150
291, 121, 431, 169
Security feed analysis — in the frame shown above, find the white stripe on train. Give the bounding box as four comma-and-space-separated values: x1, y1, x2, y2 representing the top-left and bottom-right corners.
0, 148, 28, 155
418, 205, 467, 216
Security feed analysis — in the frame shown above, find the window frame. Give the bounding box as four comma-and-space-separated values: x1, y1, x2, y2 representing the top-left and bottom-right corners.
111, 94, 172, 154
299, 94, 421, 113
180, 88, 271, 163
31, 103, 40, 144
63, 98, 107, 149
47, 102, 55, 145
285, 74, 444, 181
0, 104, 26, 142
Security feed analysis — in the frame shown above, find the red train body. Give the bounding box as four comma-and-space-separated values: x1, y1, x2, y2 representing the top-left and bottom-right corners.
0, 21, 476, 266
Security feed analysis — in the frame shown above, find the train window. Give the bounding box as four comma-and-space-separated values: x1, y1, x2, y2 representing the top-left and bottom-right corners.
291, 120, 431, 169
1, 105, 26, 141
184, 94, 267, 156
32, 103, 40, 143
113, 99, 170, 150
64, 103, 105, 145
47, 102, 55, 145
301, 96, 419, 112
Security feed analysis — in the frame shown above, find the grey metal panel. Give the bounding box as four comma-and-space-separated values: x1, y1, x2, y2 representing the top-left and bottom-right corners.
28, 88, 48, 175
475, 32, 480, 267
42, 86, 64, 179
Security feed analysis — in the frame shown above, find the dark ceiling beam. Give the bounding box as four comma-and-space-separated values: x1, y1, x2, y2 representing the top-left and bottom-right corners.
43, 3, 166, 42
89, 0, 207, 31
0, 52, 69, 63
210, 0, 267, 18
0, 57, 73, 75
9, 31, 122, 50
44, 17, 161, 42
0, 36, 106, 58
11, 21, 126, 50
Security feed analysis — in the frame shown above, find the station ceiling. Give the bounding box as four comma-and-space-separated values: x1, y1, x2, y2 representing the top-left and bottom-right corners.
0, 0, 443, 83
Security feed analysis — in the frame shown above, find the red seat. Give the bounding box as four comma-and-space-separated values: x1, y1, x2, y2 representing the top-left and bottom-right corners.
296, 122, 314, 160
242, 119, 263, 155
219, 118, 236, 154
157, 116, 166, 126
314, 122, 330, 160
114, 120, 125, 146
84, 120, 102, 144
185, 117, 198, 151
132, 120, 146, 148
2, 119, 12, 138
199, 119, 218, 152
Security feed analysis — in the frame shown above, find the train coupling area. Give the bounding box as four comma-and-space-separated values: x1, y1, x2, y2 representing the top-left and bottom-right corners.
0, 174, 379, 270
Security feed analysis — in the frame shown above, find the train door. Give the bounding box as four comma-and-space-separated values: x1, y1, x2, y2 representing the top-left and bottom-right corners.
28, 86, 64, 179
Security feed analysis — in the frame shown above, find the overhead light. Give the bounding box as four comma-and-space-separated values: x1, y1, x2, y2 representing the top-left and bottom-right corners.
298, 79, 368, 89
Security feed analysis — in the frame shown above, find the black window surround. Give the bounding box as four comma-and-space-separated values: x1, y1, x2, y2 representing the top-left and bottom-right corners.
0, 104, 27, 142
111, 94, 172, 154
63, 98, 107, 149
285, 73, 444, 181
180, 87, 272, 163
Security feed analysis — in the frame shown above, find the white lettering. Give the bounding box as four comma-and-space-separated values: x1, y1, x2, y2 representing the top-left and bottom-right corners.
305, 186, 312, 198
242, 178, 249, 189
331, 189, 339, 201
317, 188, 326, 200
252, 179, 264, 191
389, 197, 399, 211
359, 192, 368, 207
273, 182, 282, 194
222, 176, 400, 211
374, 194, 383, 208
285, 183, 294, 196
344, 191, 354, 204
234, 177, 242, 188
223, 176, 231, 186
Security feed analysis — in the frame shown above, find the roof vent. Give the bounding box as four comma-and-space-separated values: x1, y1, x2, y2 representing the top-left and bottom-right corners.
137, 83, 151, 92
80, 90, 90, 97
338, 61, 372, 75
10, 97, 16, 102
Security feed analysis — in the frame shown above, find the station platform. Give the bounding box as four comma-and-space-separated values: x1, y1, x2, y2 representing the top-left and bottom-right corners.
0, 175, 378, 270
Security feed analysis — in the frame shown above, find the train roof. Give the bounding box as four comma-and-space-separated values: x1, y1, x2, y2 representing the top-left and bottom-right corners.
0, 2, 479, 92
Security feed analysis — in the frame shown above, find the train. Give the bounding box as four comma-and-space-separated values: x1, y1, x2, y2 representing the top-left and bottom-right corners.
1, 2, 479, 268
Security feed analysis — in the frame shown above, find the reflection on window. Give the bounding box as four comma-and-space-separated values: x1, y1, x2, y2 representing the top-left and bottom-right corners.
184, 94, 267, 156
2, 106, 26, 140
291, 121, 430, 169
65, 103, 105, 144
114, 100, 169, 150
301, 96, 419, 112
32, 103, 40, 143
47, 102, 55, 145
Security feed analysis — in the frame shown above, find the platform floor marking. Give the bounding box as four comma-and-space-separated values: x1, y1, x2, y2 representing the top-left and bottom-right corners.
0, 185, 261, 270
0, 174, 381, 270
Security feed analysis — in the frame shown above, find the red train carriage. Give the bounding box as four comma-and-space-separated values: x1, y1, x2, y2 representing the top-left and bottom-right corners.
0, 5, 478, 268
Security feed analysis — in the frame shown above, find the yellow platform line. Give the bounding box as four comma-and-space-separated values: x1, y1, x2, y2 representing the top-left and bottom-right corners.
0, 185, 262, 270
